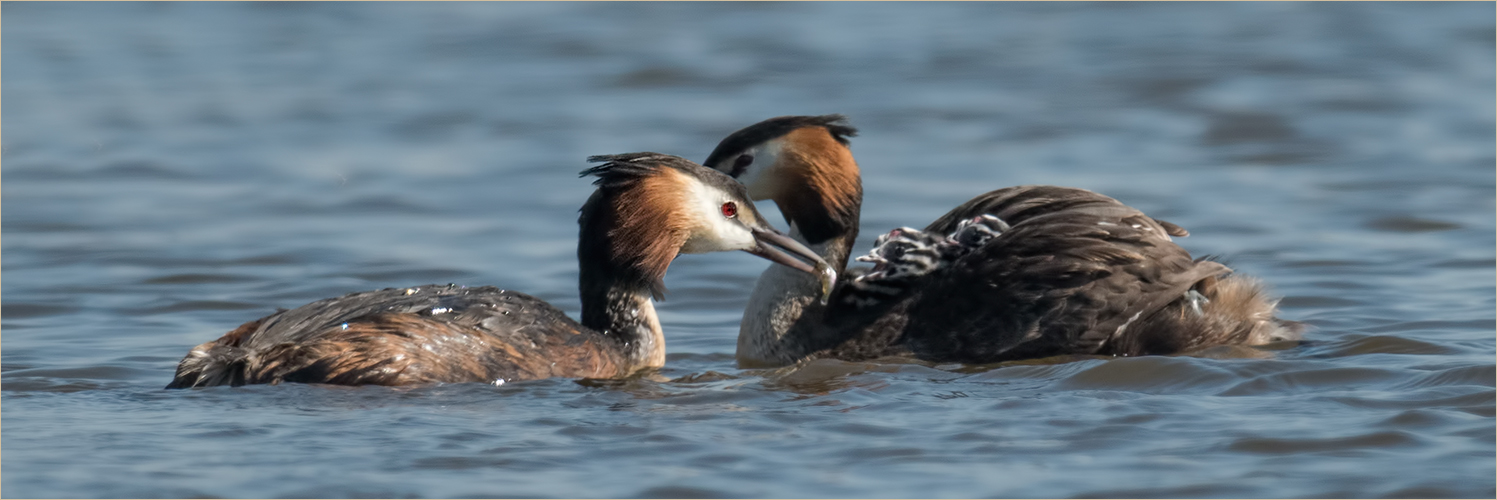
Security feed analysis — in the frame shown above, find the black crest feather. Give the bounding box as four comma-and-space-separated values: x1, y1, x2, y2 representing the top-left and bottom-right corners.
581, 152, 685, 186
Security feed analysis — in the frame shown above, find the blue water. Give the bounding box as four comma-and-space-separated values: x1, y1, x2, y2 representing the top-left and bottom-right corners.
4, 2, 1493, 498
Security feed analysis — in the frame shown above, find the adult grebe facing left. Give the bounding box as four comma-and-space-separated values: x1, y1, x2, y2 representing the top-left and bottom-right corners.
702, 115, 1300, 367
166, 153, 833, 388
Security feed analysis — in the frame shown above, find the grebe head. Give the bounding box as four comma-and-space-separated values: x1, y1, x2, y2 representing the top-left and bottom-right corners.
580, 153, 834, 298
703, 115, 862, 247
703, 114, 857, 201
854, 227, 946, 282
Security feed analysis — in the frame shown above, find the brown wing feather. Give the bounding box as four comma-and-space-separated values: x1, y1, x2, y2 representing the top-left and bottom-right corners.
815, 185, 1280, 363
900, 209, 1206, 362
924, 185, 1186, 242
166, 285, 630, 388
242, 313, 625, 385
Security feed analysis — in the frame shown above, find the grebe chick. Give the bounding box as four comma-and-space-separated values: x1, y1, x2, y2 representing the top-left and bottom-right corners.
703, 115, 1301, 367
837, 215, 1011, 311
854, 215, 1011, 282
166, 153, 833, 388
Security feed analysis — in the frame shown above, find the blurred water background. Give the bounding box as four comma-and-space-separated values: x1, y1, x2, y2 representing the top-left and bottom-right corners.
4, 2, 1494, 498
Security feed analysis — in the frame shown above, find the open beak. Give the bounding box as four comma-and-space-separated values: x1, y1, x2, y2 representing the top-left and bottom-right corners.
746, 227, 838, 304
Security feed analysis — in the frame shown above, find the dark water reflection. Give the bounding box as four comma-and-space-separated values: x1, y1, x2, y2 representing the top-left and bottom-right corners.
4, 2, 1494, 498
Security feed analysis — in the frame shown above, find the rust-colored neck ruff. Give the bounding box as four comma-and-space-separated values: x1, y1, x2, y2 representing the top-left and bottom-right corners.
773, 127, 863, 250
576, 175, 687, 370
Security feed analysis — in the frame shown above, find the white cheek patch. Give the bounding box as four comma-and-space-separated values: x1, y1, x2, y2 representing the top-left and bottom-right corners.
678, 180, 756, 254
736, 139, 785, 201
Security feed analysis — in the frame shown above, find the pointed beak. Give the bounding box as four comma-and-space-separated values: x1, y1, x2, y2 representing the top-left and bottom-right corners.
747, 227, 823, 274
746, 227, 838, 305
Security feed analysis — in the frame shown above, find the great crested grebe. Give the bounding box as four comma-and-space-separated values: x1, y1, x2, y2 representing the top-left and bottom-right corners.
702, 115, 1301, 367
166, 153, 833, 388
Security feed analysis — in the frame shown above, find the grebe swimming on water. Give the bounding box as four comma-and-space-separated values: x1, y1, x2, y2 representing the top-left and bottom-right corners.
166, 153, 833, 388
701, 115, 1301, 367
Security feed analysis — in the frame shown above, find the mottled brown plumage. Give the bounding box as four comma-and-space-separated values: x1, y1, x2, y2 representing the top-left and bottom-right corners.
824, 186, 1289, 364
166, 285, 628, 387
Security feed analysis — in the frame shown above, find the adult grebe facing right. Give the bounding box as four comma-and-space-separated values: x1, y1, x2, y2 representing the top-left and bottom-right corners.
166, 153, 833, 388
702, 115, 1301, 367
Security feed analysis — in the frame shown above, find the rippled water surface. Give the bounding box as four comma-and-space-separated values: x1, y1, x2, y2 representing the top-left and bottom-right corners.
4, 3, 1494, 498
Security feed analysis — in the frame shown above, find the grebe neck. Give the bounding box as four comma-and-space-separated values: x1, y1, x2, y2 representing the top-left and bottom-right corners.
576, 192, 673, 372
736, 222, 858, 367
735, 137, 864, 366
578, 276, 665, 371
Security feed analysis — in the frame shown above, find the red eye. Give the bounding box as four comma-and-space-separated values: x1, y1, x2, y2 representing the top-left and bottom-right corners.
720, 201, 738, 218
